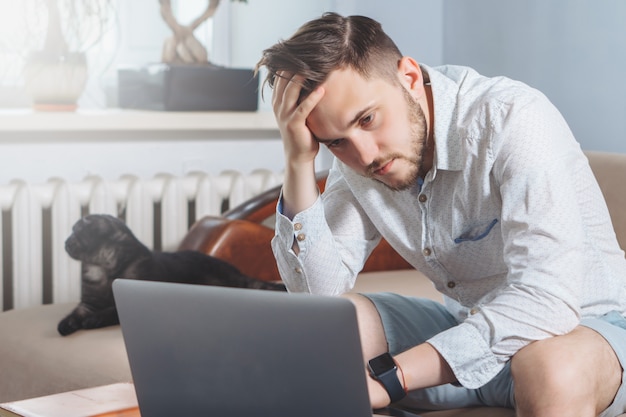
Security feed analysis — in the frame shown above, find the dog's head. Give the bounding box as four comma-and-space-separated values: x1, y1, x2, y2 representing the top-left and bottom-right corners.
65, 214, 148, 270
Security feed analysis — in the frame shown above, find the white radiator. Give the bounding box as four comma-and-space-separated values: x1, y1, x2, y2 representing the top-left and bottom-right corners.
0, 169, 283, 311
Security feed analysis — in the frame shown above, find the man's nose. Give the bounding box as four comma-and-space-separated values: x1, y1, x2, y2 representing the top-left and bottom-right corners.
351, 135, 378, 167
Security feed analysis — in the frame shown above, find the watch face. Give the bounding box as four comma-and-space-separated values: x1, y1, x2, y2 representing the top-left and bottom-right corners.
368, 353, 396, 375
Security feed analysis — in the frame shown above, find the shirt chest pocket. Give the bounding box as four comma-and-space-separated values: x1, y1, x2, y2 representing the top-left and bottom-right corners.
454, 218, 498, 244
439, 218, 506, 280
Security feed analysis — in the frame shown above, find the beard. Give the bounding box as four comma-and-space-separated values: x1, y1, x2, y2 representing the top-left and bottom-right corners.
366, 88, 429, 191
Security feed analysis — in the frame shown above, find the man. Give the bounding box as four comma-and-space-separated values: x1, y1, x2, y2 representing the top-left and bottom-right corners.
256, 12, 626, 417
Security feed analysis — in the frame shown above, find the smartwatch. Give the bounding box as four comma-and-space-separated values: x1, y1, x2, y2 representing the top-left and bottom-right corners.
367, 352, 407, 403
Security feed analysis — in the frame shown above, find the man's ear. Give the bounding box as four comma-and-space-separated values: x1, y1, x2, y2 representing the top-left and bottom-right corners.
397, 56, 424, 95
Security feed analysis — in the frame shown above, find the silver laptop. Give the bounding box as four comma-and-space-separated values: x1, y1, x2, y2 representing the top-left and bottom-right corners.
113, 279, 421, 417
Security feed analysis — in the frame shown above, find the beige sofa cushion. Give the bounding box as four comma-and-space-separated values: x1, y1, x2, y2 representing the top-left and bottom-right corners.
586, 151, 626, 251
353, 269, 443, 301
0, 303, 131, 402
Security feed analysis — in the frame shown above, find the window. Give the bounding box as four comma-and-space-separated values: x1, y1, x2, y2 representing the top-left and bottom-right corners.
0, 0, 227, 109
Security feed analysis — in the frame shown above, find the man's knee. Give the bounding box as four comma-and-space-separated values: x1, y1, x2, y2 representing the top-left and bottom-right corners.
342, 293, 388, 360
511, 335, 576, 396
511, 326, 621, 416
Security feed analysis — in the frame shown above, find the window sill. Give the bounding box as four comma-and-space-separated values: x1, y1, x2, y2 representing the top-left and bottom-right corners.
0, 108, 278, 134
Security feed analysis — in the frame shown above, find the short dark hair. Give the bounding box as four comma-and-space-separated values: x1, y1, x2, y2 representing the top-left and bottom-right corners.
256, 12, 403, 99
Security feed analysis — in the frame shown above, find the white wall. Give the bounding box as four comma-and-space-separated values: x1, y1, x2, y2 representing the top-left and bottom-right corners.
442, 0, 626, 153
348, 0, 444, 66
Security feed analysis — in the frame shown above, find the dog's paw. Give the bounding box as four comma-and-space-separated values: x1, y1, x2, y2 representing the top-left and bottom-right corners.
57, 314, 82, 336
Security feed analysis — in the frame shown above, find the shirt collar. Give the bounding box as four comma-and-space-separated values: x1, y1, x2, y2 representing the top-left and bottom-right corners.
421, 64, 467, 172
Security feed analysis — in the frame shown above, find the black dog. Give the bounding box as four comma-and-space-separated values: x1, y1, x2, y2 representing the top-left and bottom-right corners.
58, 214, 286, 336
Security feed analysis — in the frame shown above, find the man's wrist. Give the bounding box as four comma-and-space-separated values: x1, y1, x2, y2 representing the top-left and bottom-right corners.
367, 353, 408, 403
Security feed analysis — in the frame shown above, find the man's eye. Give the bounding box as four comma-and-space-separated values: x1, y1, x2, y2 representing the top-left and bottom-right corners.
361, 114, 374, 126
326, 139, 343, 148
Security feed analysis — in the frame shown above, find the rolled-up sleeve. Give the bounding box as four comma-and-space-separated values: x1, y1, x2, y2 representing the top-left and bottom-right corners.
271, 167, 382, 296
272, 194, 352, 294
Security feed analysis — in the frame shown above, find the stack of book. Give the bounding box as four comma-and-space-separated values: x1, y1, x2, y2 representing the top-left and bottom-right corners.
0, 383, 139, 417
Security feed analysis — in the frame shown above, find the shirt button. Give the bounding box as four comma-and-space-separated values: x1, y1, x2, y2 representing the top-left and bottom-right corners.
418, 194, 427, 203
447, 281, 456, 289
294, 223, 303, 231
422, 248, 432, 257
296, 233, 306, 242
295, 267, 302, 274
469, 307, 479, 315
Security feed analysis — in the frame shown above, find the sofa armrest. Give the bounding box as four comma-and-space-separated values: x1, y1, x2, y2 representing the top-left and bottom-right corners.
586, 151, 626, 251
180, 169, 410, 282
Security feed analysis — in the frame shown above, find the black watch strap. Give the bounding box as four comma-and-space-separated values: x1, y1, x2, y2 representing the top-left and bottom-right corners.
368, 353, 407, 403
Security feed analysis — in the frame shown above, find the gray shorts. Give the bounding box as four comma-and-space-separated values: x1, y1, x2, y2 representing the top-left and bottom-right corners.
362, 292, 626, 416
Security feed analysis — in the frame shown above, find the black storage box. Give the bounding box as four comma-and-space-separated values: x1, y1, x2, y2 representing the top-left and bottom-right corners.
117, 63, 258, 111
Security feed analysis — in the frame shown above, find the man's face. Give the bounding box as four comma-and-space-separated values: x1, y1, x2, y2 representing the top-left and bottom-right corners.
306, 67, 429, 191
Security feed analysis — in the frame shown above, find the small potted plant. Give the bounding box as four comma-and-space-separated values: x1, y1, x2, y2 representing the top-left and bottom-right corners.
22, 0, 114, 111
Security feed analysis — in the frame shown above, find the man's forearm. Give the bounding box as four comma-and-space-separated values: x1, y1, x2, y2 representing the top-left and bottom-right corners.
397, 342, 457, 390
281, 160, 319, 220
368, 343, 456, 409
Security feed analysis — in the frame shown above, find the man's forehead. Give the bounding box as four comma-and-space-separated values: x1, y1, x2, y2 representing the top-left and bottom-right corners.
308, 69, 393, 122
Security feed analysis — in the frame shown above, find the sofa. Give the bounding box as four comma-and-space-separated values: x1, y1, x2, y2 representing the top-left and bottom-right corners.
0, 150, 624, 417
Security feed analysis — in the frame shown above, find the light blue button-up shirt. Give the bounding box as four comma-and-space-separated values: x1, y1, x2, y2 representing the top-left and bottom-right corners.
272, 65, 626, 388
